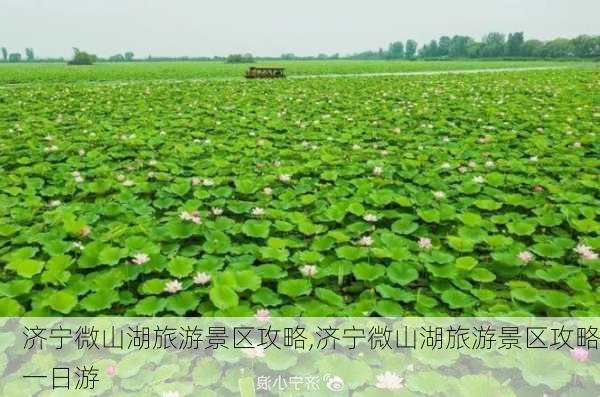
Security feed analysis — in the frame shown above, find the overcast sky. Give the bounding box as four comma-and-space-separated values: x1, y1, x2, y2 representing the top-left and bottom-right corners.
1, 0, 598, 58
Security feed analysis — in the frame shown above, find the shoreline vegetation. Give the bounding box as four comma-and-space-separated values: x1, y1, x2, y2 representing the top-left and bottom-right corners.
1, 59, 598, 84
2, 32, 599, 64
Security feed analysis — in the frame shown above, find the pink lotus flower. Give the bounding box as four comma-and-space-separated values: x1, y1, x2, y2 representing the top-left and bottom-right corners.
433, 191, 446, 200
179, 210, 201, 224
193, 272, 212, 285
132, 253, 150, 265
164, 280, 182, 294
358, 235, 374, 247
376, 371, 404, 390
575, 244, 598, 260
418, 237, 432, 250
363, 213, 378, 222
106, 364, 116, 376
575, 244, 592, 255
300, 265, 317, 278
570, 347, 589, 362
518, 251, 534, 263
255, 309, 271, 321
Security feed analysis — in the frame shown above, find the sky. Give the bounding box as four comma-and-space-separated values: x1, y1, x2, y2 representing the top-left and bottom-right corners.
1, 0, 599, 58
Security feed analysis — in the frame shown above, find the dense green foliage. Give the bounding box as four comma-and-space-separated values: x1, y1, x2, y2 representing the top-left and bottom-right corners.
225, 53, 255, 64
351, 33, 600, 60
0, 65, 598, 317
2, 32, 598, 65
0, 60, 588, 84
68, 48, 98, 65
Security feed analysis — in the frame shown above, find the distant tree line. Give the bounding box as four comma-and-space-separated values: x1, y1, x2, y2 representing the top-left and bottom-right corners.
349, 33, 600, 60
1, 46, 35, 62
108, 52, 135, 62
1, 33, 599, 65
0, 47, 131, 64
225, 53, 255, 64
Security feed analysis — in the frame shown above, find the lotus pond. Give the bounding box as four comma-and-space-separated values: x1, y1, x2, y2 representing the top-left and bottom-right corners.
0, 59, 587, 84
0, 66, 598, 317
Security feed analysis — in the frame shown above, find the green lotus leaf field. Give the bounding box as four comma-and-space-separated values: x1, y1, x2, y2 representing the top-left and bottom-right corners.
0, 63, 598, 316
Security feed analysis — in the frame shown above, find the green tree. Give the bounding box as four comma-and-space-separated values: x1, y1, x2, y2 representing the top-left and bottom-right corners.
449, 35, 474, 57
571, 35, 596, 58
68, 48, 97, 65
109, 54, 125, 62
541, 38, 573, 58
1, 47, 7, 61
466, 42, 482, 58
521, 39, 544, 57
124, 51, 134, 61
405, 39, 417, 59
420, 40, 439, 58
225, 53, 254, 63
506, 32, 524, 56
388, 41, 404, 59
438, 36, 451, 56
480, 32, 506, 57
25, 48, 34, 61
8, 53, 21, 62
